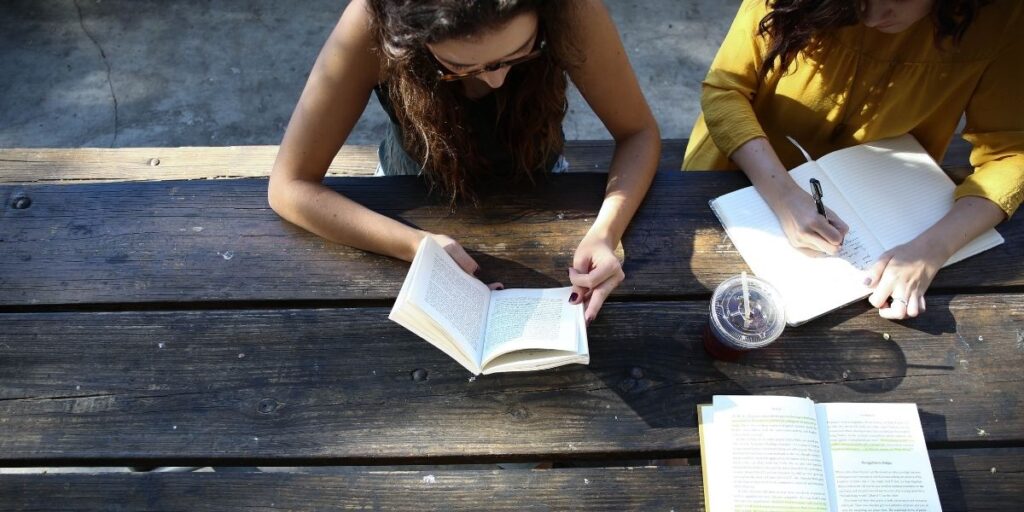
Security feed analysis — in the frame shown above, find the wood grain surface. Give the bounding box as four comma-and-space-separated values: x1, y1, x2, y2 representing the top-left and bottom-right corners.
0, 448, 1018, 511
1, 295, 1020, 463
2, 173, 1019, 306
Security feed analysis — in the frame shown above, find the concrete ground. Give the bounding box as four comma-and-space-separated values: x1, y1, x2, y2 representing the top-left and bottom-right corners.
0, 0, 740, 149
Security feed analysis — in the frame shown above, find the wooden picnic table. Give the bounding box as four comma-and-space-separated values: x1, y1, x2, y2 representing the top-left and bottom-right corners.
0, 140, 1021, 510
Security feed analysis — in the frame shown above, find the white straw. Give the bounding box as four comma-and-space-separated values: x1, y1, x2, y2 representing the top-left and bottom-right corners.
741, 271, 751, 325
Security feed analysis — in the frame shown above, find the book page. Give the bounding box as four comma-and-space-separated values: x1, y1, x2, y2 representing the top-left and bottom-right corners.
482, 348, 588, 374
816, 403, 941, 512
481, 287, 580, 365
406, 236, 492, 363
820, 134, 1003, 265
702, 395, 832, 512
711, 163, 883, 324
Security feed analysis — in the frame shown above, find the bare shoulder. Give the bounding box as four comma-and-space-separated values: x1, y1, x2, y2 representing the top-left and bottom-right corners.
334, 0, 375, 46
570, 0, 616, 41
565, 1, 655, 139
565, 1, 628, 77
319, 0, 381, 85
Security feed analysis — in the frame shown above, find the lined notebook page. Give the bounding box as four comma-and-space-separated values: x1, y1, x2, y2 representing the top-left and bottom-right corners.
820, 134, 1004, 265
711, 163, 883, 325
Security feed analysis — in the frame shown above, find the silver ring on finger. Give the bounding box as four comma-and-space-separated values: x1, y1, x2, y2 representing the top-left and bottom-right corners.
891, 297, 908, 306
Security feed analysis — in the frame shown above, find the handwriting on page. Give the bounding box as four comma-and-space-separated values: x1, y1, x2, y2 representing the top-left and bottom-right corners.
835, 228, 875, 271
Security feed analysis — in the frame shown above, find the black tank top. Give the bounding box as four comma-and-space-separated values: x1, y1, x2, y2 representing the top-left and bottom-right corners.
373, 82, 563, 177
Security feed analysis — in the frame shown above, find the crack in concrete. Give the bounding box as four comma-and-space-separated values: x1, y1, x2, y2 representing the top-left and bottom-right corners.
72, 0, 119, 147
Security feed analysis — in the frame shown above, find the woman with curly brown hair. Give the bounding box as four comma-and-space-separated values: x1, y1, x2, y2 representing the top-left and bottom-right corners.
269, 0, 660, 324
685, 0, 1023, 320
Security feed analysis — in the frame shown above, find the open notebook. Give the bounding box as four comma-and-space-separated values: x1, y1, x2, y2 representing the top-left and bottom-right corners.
710, 134, 1004, 325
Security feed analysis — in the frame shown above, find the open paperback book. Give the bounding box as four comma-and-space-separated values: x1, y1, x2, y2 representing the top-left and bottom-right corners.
710, 134, 1004, 325
698, 395, 941, 512
389, 235, 588, 375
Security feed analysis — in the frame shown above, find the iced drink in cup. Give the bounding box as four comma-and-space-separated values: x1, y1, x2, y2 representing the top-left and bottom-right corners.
704, 273, 786, 361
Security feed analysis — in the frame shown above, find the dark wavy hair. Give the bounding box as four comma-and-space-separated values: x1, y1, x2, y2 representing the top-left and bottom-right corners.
757, 0, 992, 80
365, 0, 581, 204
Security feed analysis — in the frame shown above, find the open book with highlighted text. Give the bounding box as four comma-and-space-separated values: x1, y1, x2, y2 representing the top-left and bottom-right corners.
699, 396, 941, 511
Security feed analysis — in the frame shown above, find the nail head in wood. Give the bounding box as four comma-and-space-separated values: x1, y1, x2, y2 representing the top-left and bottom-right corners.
12, 196, 31, 209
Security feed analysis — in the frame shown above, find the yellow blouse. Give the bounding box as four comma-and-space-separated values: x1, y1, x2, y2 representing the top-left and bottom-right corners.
684, 0, 1024, 217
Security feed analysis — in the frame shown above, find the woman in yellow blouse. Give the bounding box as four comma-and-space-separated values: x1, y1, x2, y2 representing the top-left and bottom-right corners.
685, 0, 1023, 320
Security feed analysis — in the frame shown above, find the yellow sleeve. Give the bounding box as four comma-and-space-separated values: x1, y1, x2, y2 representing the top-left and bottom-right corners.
700, 0, 770, 158
956, 22, 1024, 218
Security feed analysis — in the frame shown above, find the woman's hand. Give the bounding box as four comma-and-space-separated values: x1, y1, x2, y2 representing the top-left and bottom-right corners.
425, 233, 504, 290
771, 186, 851, 255
865, 236, 948, 320
730, 138, 850, 255
863, 196, 1005, 320
425, 233, 479, 275
568, 233, 625, 325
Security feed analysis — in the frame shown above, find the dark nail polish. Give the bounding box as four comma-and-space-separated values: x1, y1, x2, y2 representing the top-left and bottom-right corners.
569, 292, 579, 303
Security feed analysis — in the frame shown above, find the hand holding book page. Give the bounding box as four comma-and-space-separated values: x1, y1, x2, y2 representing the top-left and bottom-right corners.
389, 236, 588, 375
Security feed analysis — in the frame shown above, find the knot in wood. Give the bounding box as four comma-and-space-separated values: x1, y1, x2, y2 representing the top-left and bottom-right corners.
630, 367, 644, 379
411, 368, 428, 382
256, 398, 280, 415
11, 196, 31, 210
507, 405, 530, 420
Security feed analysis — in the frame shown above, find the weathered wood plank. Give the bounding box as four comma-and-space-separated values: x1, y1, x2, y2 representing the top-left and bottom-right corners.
0, 140, 688, 184
1, 467, 706, 512
929, 448, 1024, 512
0, 138, 975, 184
1, 294, 1020, 462
0, 449, 1019, 511
1, 173, 1019, 306
0, 145, 380, 183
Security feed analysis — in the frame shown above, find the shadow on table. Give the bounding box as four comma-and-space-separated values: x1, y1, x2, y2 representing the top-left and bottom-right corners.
929, 447, 970, 511
589, 297, 940, 430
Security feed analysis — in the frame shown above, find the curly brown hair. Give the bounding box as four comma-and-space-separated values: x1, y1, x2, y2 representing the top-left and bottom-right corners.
365, 0, 582, 204
757, 0, 992, 80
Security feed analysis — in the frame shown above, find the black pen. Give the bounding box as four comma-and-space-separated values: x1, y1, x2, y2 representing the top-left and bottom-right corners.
809, 178, 827, 220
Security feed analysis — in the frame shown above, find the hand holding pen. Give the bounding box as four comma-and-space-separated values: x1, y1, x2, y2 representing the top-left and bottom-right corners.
782, 178, 847, 256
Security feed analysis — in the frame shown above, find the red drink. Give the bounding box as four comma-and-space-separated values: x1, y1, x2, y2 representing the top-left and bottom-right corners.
704, 274, 786, 361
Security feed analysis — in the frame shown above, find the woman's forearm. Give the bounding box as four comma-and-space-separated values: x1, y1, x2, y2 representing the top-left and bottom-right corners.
268, 177, 426, 262
916, 196, 1006, 261
730, 137, 801, 209
587, 126, 661, 245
